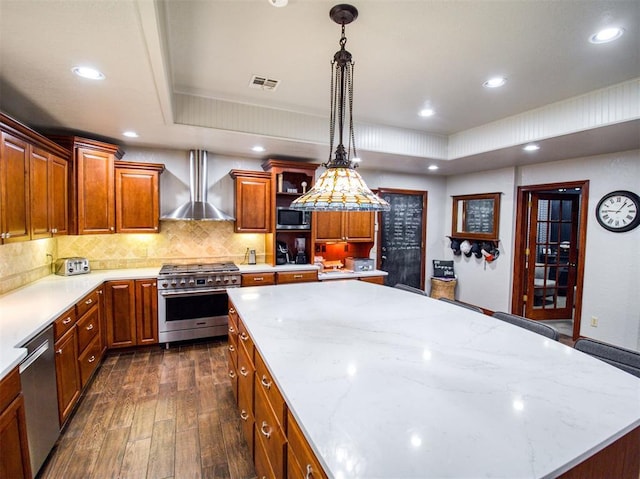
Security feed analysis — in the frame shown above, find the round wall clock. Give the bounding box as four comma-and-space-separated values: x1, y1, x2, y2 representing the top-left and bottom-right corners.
595, 190, 640, 233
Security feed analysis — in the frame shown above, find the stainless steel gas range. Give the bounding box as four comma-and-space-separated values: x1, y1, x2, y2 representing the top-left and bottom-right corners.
157, 262, 241, 345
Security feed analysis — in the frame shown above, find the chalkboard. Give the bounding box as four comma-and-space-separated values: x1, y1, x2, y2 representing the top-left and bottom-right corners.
433, 260, 455, 278
377, 189, 427, 289
464, 199, 494, 233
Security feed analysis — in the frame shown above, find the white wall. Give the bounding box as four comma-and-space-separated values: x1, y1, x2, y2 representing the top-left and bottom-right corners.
518, 150, 640, 351
444, 168, 516, 313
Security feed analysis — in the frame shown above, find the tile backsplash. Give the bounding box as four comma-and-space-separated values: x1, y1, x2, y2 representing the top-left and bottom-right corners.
0, 221, 266, 295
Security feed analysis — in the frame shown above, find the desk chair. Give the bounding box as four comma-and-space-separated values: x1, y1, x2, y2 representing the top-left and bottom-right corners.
574, 338, 640, 378
438, 297, 484, 314
492, 311, 559, 340
394, 283, 428, 296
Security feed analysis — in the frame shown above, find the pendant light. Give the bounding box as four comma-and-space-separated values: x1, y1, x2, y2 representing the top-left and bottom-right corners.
290, 4, 390, 212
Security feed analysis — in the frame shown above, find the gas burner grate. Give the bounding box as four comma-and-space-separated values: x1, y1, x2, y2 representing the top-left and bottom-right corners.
159, 262, 239, 275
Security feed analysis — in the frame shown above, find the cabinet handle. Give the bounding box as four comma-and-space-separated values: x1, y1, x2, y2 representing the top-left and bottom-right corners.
306, 464, 314, 479
240, 410, 249, 421
260, 375, 272, 390
62, 317, 72, 325
229, 308, 236, 314
0, 233, 4, 239
260, 421, 272, 439
98, 290, 103, 295
228, 370, 236, 379
228, 345, 235, 352
5, 233, 10, 239
88, 355, 96, 363
86, 323, 94, 331
294, 274, 303, 279
56, 348, 63, 355
254, 277, 263, 281
239, 332, 249, 342
239, 367, 248, 377
228, 326, 235, 334
110, 227, 114, 231
85, 298, 93, 305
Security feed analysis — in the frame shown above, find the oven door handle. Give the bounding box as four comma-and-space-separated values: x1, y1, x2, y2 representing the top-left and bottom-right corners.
159, 288, 227, 297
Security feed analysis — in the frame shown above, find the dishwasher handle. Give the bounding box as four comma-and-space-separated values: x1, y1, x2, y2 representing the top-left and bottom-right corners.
19, 340, 50, 373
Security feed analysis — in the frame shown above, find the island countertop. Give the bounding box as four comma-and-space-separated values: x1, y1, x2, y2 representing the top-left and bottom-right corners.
227, 280, 640, 478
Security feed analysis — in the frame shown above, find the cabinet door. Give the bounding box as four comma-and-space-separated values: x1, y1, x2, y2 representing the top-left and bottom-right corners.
29, 147, 50, 239
115, 167, 160, 233
77, 147, 114, 234
0, 132, 30, 243
344, 211, 374, 241
135, 279, 158, 345
0, 395, 32, 479
50, 154, 68, 236
54, 329, 81, 426
314, 211, 343, 241
104, 280, 136, 348
234, 176, 271, 233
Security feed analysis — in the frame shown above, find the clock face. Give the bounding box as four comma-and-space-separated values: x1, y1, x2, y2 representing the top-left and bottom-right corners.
596, 190, 640, 233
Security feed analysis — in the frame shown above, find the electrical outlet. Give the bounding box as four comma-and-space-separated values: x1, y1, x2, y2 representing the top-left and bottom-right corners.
590, 316, 598, 327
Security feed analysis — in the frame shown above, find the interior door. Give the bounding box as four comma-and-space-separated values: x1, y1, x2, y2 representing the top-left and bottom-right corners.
525, 192, 579, 320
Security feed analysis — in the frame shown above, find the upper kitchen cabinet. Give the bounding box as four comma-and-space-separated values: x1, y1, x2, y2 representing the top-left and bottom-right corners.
0, 113, 70, 243
229, 170, 272, 233
49, 135, 124, 235
314, 211, 375, 242
115, 161, 164, 233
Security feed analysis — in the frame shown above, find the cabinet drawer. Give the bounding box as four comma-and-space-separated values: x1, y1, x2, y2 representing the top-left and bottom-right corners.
359, 275, 385, 285
226, 349, 238, 403
242, 272, 276, 287
254, 386, 286, 479
238, 383, 255, 456
287, 410, 328, 479
255, 352, 286, 428
0, 367, 21, 412
76, 304, 99, 353
78, 333, 101, 388
228, 301, 239, 329
76, 289, 100, 318
53, 306, 77, 340
238, 318, 255, 365
255, 429, 277, 479
237, 338, 255, 411
276, 270, 318, 284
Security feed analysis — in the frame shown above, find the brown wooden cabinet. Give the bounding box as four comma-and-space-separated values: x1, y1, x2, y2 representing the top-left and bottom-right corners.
54, 327, 80, 426
75, 290, 102, 388
0, 367, 32, 479
30, 149, 69, 239
275, 270, 318, 284
230, 170, 272, 233
115, 162, 164, 233
134, 278, 158, 345
0, 132, 30, 243
314, 211, 374, 242
50, 154, 69, 236
105, 279, 158, 348
241, 272, 276, 287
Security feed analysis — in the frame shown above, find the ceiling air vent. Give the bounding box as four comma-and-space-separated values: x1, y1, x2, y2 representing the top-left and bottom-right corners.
249, 75, 279, 91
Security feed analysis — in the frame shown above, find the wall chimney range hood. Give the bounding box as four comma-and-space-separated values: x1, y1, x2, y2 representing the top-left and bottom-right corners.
162, 150, 235, 221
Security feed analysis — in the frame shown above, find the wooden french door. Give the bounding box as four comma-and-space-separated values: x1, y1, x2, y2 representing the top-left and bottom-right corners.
525, 192, 579, 320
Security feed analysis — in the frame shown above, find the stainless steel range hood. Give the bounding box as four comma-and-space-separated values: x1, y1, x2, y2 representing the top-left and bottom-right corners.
162, 150, 235, 221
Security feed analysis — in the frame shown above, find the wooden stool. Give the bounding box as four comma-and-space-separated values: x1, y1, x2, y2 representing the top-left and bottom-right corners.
430, 278, 457, 300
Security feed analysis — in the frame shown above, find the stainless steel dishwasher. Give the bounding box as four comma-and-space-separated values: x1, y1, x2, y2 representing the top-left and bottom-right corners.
19, 325, 60, 475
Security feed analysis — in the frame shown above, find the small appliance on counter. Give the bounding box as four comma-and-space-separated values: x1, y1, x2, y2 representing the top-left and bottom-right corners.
294, 237, 307, 264
345, 257, 375, 272
55, 257, 91, 276
276, 240, 291, 265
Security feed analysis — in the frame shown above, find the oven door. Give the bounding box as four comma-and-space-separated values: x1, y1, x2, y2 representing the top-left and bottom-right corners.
158, 288, 229, 333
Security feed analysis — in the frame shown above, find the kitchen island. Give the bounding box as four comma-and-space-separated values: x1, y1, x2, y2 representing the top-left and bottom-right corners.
227, 280, 640, 478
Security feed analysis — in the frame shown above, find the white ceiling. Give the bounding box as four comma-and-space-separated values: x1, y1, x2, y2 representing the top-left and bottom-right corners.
0, 0, 638, 175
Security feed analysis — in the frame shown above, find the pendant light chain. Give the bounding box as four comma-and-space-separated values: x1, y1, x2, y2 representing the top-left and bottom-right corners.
328, 59, 336, 165
348, 62, 357, 165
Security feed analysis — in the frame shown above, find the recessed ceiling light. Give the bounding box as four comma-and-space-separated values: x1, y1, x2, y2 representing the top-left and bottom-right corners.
419, 108, 435, 118
428, 165, 439, 171
268, 0, 288, 7
483, 77, 506, 88
589, 27, 624, 44
251, 145, 265, 152
352, 157, 361, 163
123, 131, 138, 138
71, 66, 105, 80
523, 144, 540, 152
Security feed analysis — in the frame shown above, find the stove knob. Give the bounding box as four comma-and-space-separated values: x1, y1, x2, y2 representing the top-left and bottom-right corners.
161, 282, 168, 288
189, 279, 195, 286
231, 277, 237, 283
216, 277, 222, 283
207, 278, 214, 284
180, 279, 186, 286
223, 276, 229, 284
171, 281, 177, 287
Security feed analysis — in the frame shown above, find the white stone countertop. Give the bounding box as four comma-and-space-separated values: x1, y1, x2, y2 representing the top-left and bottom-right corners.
317, 269, 387, 280
0, 268, 160, 379
227, 281, 640, 479
238, 263, 320, 273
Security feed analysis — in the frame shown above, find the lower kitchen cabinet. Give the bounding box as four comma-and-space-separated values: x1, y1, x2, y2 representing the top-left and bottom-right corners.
54, 327, 80, 426
105, 278, 158, 348
0, 367, 32, 479
275, 270, 318, 284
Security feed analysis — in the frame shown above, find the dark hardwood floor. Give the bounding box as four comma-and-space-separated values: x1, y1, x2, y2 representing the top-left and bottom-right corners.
39, 338, 256, 479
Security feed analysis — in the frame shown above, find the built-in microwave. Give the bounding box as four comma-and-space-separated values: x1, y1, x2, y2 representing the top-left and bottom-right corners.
276, 207, 311, 230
